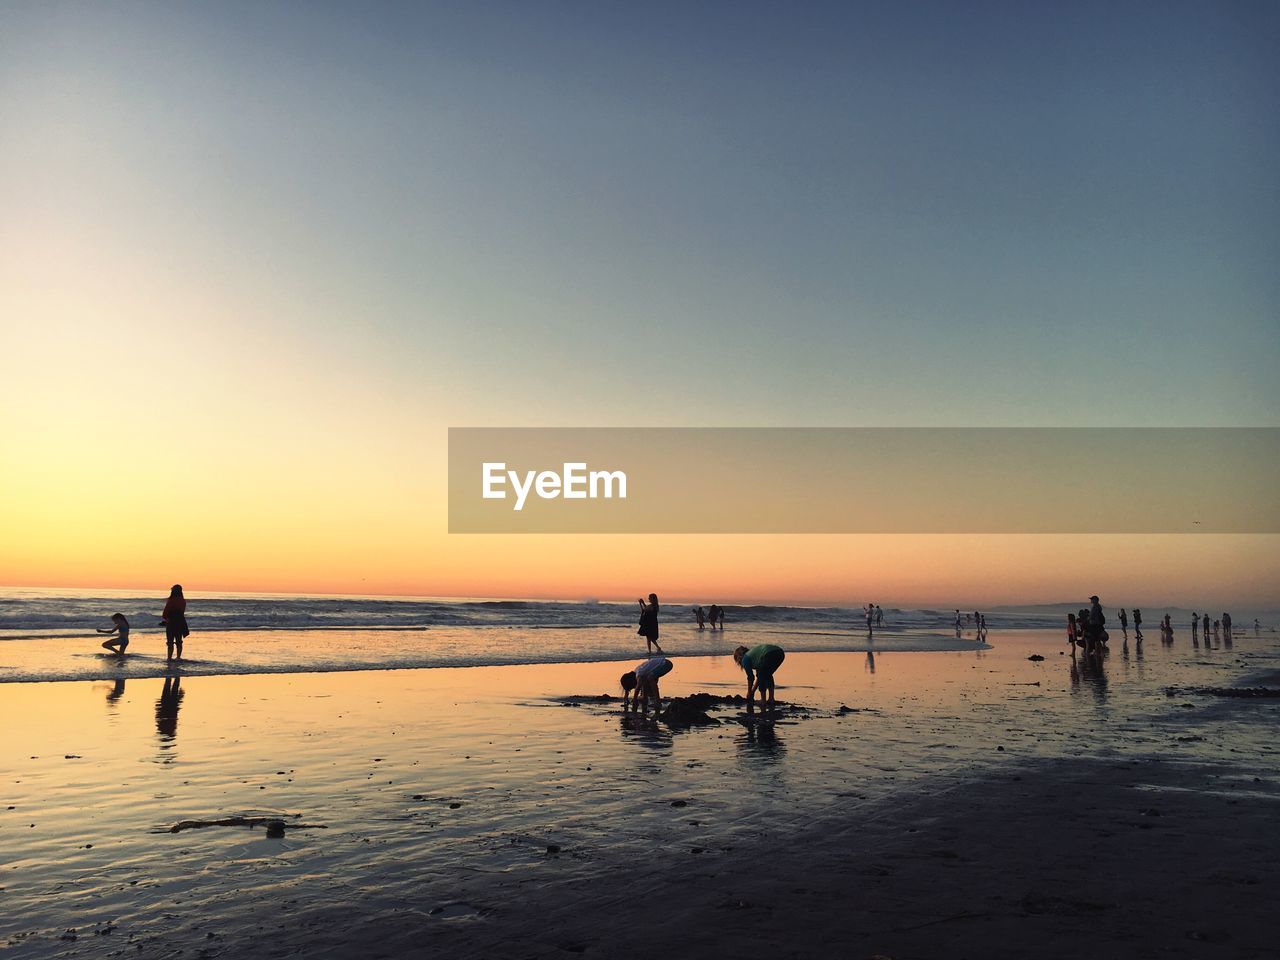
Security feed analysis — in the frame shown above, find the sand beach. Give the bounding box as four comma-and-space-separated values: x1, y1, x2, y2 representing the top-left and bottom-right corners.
4, 625, 1277, 959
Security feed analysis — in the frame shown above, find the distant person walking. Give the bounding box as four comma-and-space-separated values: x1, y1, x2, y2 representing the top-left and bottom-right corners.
1118, 608, 1128, 633
1131, 607, 1142, 640
621, 656, 673, 714
97, 613, 130, 655
874, 605, 883, 627
1191, 612, 1199, 639
979, 613, 987, 638
1161, 613, 1173, 641
637, 593, 663, 654
954, 610, 962, 638
714, 605, 724, 630
161, 585, 188, 661
1067, 612, 1079, 650
733, 644, 785, 714
694, 606, 706, 630
706, 604, 721, 631
865, 603, 875, 635
1222, 612, 1232, 642
1202, 612, 1210, 639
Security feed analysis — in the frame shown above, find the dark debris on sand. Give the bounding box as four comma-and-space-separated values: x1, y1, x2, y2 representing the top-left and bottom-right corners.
1164, 686, 1280, 699
163, 815, 326, 836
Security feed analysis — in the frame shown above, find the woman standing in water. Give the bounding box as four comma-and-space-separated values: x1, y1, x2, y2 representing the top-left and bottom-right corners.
733, 644, 785, 714
637, 593, 662, 654
161, 584, 188, 661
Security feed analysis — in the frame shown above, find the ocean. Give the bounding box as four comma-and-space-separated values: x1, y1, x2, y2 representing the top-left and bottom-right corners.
1, 587, 1270, 683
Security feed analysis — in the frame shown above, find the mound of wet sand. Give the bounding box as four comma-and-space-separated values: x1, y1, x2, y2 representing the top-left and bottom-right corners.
555, 692, 817, 727
658, 696, 723, 726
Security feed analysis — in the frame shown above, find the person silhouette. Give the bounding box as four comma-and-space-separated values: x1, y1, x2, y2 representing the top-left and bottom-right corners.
97, 613, 130, 655
620, 657, 673, 714
637, 593, 662, 654
734, 644, 785, 714
161, 585, 188, 661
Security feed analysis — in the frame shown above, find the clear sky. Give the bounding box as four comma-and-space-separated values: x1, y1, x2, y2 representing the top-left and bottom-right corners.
2, 1, 1277, 605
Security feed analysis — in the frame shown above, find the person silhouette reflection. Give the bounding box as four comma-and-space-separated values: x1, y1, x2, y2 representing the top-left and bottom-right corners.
1077, 647, 1108, 702
618, 713, 670, 749
739, 720, 785, 758
156, 676, 184, 743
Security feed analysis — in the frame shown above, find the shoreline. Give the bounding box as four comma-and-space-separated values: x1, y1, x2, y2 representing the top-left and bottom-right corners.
0, 629, 994, 685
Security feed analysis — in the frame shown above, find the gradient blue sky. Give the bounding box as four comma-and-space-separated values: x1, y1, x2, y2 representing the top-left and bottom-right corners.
5, 0, 1276, 428
2, 1, 1277, 601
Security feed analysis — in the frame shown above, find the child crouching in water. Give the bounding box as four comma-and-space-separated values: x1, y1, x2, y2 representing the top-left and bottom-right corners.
97, 613, 130, 655
620, 657, 673, 714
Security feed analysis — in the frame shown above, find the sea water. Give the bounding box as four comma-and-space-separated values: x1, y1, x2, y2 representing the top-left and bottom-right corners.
1, 587, 1273, 683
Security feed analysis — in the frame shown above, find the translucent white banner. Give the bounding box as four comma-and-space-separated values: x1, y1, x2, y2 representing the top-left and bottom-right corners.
448, 428, 1279, 533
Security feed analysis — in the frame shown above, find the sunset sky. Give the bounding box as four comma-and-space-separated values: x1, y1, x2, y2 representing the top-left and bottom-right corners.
2, 2, 1276, 605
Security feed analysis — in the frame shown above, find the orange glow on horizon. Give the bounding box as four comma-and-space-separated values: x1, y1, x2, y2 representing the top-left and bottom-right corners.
2, 532, 1277, 609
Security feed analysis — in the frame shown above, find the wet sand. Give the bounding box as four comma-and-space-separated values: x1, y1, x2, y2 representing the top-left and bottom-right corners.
3, 630, 1278, 958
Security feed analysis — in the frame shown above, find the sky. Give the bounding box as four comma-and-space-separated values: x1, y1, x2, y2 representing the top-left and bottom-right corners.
1, 1, 1277, 605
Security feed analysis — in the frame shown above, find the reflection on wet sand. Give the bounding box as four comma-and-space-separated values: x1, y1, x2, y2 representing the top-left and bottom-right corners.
106, 677, 126, 705
737, 719, 786, 760
155, 676, 184, 752
618, 714, 672, 750
1069, 648, 1109, 704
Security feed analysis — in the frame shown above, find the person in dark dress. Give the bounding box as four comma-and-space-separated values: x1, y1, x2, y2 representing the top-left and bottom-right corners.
637, 593, 662, 654
161, 584, 188, 661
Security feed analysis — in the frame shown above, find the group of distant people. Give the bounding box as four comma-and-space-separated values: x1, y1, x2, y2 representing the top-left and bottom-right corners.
1066, 596, 1109, 656
692, 604, 725, 631
864, 604, 884, 632
953, 609, 988, 639
96, 584, 189, 662
1183, 610, 1247, 646
1072, 600, 1256, 655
